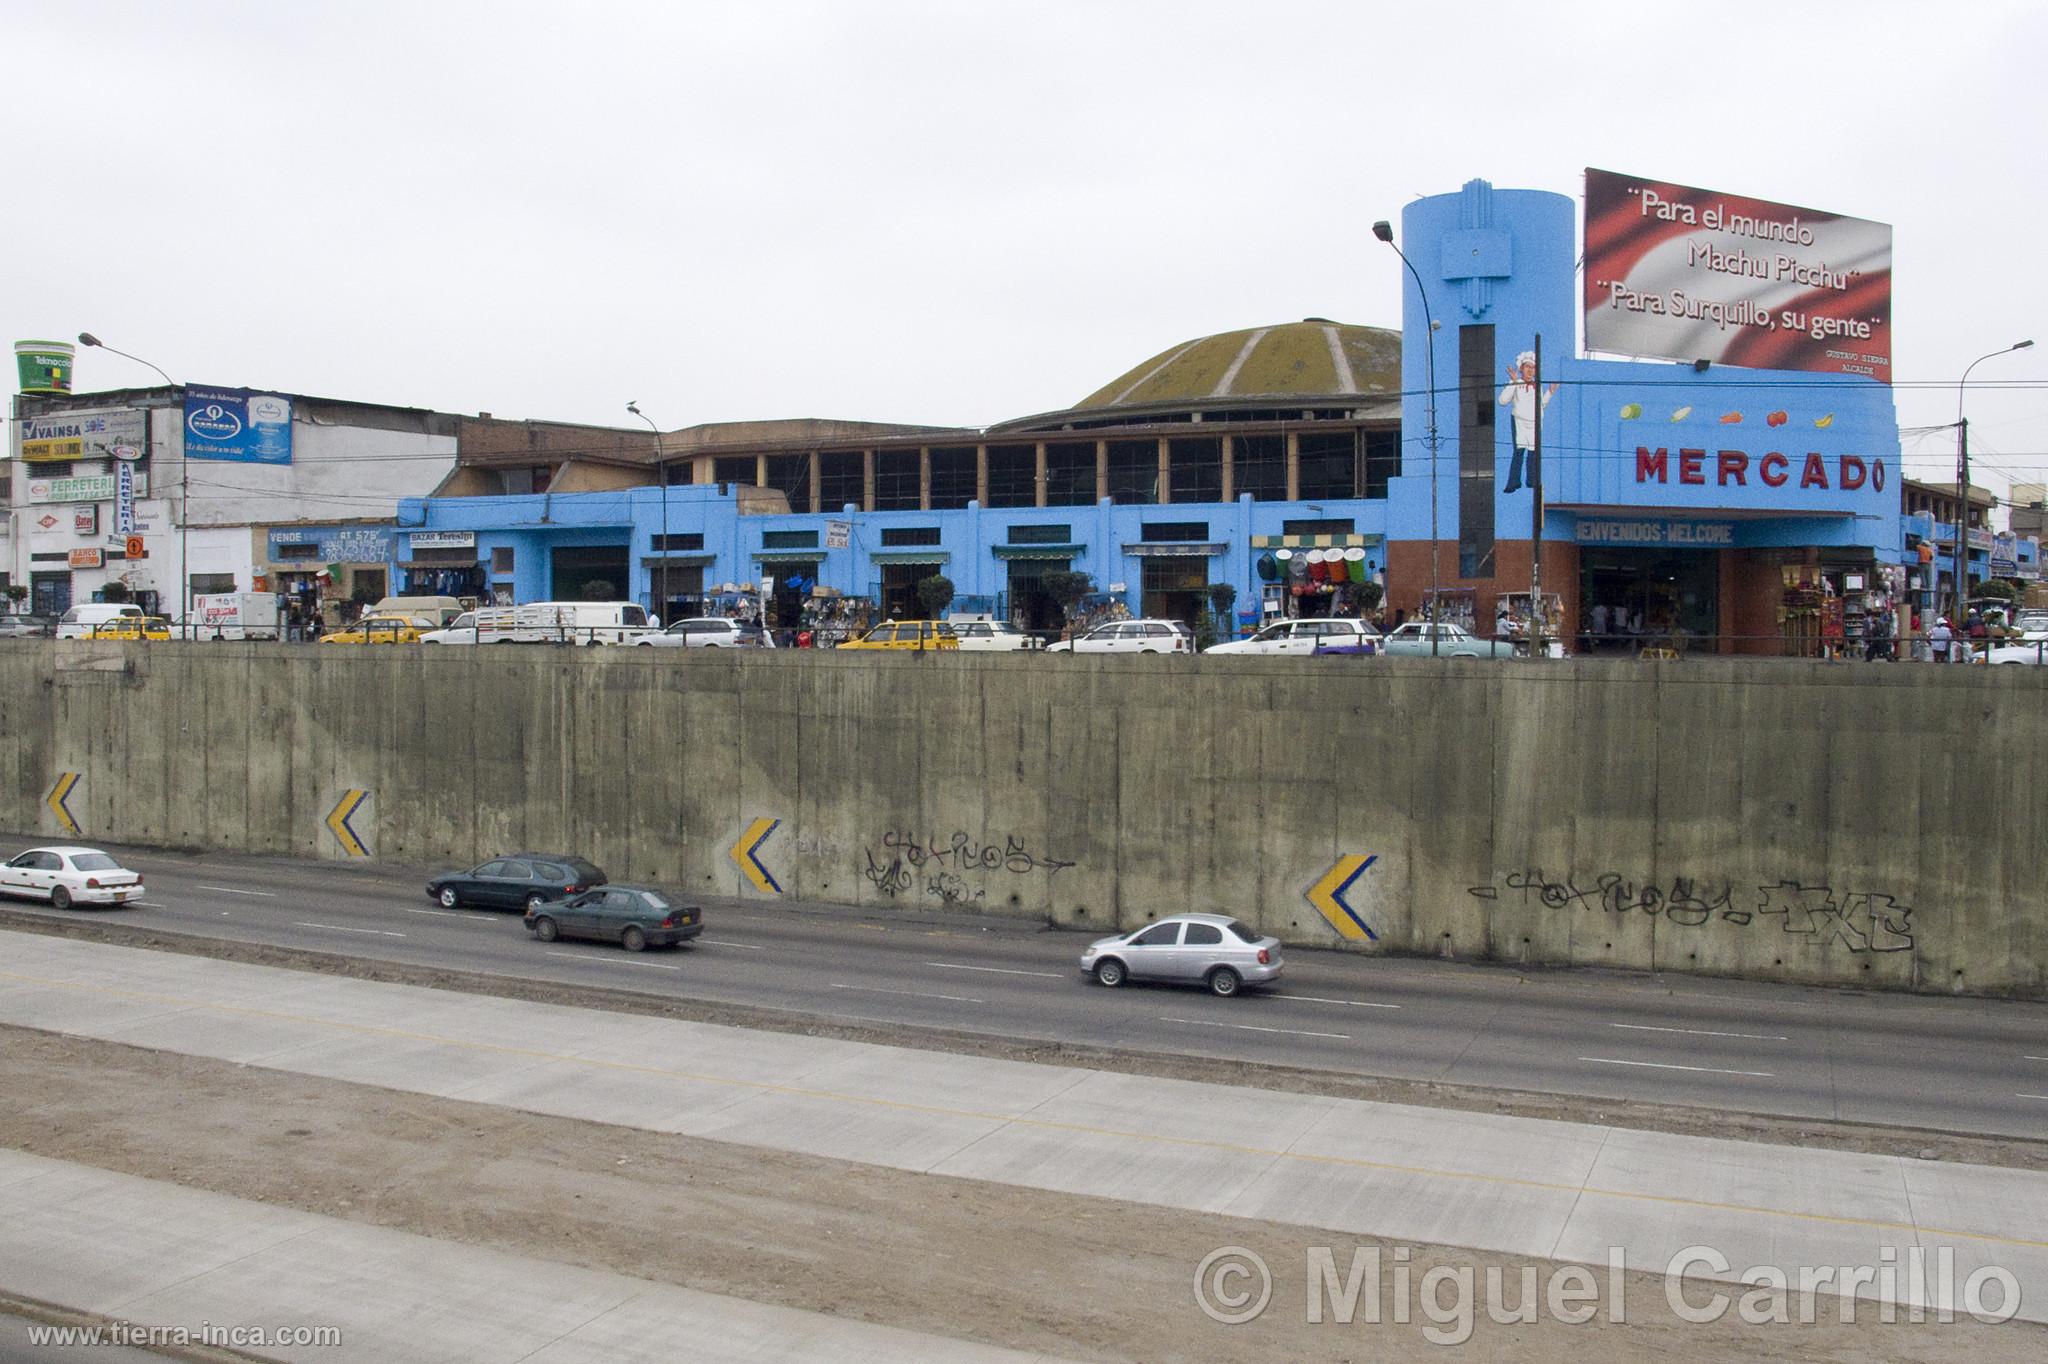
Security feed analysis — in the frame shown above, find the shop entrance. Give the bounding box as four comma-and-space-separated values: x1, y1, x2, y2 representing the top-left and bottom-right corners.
31, 572, 72, 619
1578, 549, 1719, 652
765, 561, 822, 633
880, 561, 943, 618
1006, 559, 1065, 631
550, 546, 629, 601
1140, 557, 1208, 625
654, 565, 705, 625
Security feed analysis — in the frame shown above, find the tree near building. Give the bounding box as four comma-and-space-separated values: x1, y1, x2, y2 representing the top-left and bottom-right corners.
916, 574, 955, 620
1038, 569, 1094, 622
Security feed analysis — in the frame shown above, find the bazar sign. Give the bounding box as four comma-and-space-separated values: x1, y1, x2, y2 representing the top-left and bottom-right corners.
1584, 168, 1892, 380
18, 406, 148, 463
23, 471, 149, 504
1575, 518, 1735, 548
1634, 447, 1885, 493
408, 530, 475, 550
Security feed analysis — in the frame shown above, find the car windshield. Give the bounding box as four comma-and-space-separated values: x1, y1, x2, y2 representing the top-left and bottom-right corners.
71, 854, 122, 871
1225, 920, 1261, 943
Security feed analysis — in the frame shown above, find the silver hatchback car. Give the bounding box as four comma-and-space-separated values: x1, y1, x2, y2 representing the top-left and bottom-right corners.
1079, 913, 1283, 997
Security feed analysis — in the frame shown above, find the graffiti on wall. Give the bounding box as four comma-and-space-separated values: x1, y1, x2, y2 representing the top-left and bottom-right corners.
1469, 869, 1915, 954
860, 828, 1075, 905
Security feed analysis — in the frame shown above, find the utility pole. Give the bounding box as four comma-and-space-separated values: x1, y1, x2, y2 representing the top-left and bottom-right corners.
1530, 333, 1544, 658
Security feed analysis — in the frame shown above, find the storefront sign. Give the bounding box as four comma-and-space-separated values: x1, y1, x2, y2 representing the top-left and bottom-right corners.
825, 519, 851, 549
67, 548, 103, 569
408, 530, 475, 550
185, 387, 293, 463
268, 525, 394, 563
1573, 517, 1736, 548
1991, 533, 2019, 578
23, 471, 150, 504
1631, 445, 1884, 495
1584, 168, 1893, 381
115, 463, 135, 533
74, 505, 99, 536
18, 407, 148, 463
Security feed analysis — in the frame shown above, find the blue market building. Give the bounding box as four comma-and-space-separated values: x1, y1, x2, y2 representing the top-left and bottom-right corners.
398, 178, 2033, 652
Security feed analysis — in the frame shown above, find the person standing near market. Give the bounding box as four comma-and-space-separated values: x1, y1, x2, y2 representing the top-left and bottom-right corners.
1864, 606, 1893, 662
1498, 350, 1558, 495
1927, 616, 1954, 663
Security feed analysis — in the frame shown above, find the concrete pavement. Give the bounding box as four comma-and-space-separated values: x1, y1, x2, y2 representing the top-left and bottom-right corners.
3, 932, 2046, 1325
0, 1148, 1067, 1363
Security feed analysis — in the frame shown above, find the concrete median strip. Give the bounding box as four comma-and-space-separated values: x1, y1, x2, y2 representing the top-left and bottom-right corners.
3, 934, 2048, 1324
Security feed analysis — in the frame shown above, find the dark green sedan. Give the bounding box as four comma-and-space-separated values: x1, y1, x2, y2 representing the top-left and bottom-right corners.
524, 886, 703, 952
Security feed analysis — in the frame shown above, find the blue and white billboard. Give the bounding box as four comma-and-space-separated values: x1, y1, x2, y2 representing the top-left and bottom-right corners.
184, 386, 293, 463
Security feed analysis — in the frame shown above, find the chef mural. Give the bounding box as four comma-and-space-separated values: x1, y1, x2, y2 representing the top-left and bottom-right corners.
1497, 348, 1556, 495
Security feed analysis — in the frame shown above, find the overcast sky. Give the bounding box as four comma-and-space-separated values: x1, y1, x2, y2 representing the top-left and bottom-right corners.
12, 0, 2044, 499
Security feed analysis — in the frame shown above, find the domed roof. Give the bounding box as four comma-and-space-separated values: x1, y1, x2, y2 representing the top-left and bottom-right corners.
1074, 319, 1401, 414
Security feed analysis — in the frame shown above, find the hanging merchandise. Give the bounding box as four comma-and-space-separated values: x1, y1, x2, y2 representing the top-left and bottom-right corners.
1345, 548, 1366, 582
1256, 553, 1279, 582
1307, 550, 1328, 583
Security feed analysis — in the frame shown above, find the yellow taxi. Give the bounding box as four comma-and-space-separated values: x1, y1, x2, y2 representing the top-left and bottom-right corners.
88, 616, 173, 642
319, 614, 425, 645
836, 620, 960, 651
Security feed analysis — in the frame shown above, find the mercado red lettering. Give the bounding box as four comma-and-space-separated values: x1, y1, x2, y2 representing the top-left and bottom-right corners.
1760, 452, 1789, 486
1839, 455, 1867, 490
1635, 447, 1669, 482
1800, 453, 1829, 489
1679, 448, 1705, 485
1716, 450, 1749, 485
1873, 458, 1886, 492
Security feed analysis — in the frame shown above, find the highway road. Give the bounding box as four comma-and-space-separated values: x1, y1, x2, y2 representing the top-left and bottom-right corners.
3, 841, 2046, 1140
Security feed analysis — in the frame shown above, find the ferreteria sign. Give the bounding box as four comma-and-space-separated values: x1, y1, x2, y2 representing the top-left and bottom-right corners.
24, 471, 150, 504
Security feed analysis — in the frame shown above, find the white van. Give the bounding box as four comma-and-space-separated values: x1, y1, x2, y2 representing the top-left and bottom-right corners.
55, 603, 144, 640
473, 601, 655, 646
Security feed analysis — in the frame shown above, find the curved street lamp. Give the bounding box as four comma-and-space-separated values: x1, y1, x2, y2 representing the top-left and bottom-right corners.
626, 401, 668, 621
1372, 220, 1441, 656
1954, 340, 2034, 621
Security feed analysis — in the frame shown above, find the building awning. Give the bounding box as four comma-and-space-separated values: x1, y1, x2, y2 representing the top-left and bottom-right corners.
394, 559, 483, 571
1251, 533, 1383, 550
638, 553, 718, 568
868, 549, 951, 565
991, 543, 1083, 560
751, 549, 827, 563
1121, 542, 1227, 558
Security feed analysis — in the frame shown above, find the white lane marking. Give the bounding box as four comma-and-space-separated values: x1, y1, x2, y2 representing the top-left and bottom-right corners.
2019, 1093, 2048, 1102
2024, 1056, 2048, 1062
924, 961, 1063, 979
293, 921, 406, 938
1162, 1016, 1351, 1041
1273, 993, 1402, 1010
134, 901, 168, 908
830, 983, 984, 1004
700, 938, 765, 950
1611, 1022, 1789, 1041
1580, 1056, 1775, 1078
198, 886, 277, 897
406, 908, 498, 921
545, 951, 680, 971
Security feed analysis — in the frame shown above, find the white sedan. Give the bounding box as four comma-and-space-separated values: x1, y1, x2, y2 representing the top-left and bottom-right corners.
952, 621, 1041, 651
1206, 618, 1380, 656
0, 846, 145, 909
1045, 620, 1194, 654
1981, 642, 2048, 665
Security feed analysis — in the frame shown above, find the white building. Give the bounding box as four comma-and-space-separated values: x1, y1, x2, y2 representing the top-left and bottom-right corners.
8, 385, 458, 624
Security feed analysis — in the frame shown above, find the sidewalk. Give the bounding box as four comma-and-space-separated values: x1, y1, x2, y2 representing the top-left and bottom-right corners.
0, 1148, 1064, 1363
3, 933, 2045, 1324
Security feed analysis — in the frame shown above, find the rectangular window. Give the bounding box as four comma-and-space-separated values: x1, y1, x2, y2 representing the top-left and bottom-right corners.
491, 547, 515, 574
874, 450, 920, 510
1106, 440, 1159, 504
273, 542, 321, 560
652, 533, 703, 552
985, 446, 1036, 508
881, 526, 941, 547
1141, 521, 1208, 542
1008, 523, 1072, 544
1168, 438, 1221, 505
189, 573, 236, 595
713, 456, 756, 487
1234, 435, 1287, 501
929, 446, 976, 510
1043, 442, 1096, 507
1282, 518, 1354, 537
1362, 428, 1399, 499
764, 455, 810, 511
1297, 431, 1359, 501
819, 451, 864, 511
761, 529, 819, 549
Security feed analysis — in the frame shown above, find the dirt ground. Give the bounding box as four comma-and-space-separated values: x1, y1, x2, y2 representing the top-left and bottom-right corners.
10, 913, 2048, 1174
1, 1023, 2042, 1362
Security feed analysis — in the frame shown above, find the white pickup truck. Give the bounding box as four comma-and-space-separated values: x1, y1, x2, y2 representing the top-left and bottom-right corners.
473, 601, 655, 646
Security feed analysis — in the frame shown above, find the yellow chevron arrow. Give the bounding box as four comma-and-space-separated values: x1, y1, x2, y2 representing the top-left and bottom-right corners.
1306, 853, 1378, 941
326, 789, 370, 857
729, 817, 782, 895
46, 773, 81, 837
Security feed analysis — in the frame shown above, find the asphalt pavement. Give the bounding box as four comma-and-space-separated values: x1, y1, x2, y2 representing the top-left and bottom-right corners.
2, 840, 2045, 1140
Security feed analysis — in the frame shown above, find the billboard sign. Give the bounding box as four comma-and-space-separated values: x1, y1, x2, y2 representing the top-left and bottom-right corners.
116, 462, 136, 533
1584, 168, 1892, 381
18, 406, 149, 463
23, 471, 149, 504
184, 386, 293, 463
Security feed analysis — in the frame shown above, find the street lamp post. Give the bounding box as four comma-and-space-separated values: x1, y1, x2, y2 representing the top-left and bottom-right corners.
626, 401, 667, 622
1372, 220, 1441, 656
1954, 340, 2033, 626
77, 333, 182, 630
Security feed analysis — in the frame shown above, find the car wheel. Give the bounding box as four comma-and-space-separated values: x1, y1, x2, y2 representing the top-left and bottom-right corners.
50, 886, 72, 911
1093, 957, 1127, 988
532, 916, 559, 942
621, 925, 647, 952
437, 887, 459, 908
525, 892, 546, 912
1208, 966, 1242, 998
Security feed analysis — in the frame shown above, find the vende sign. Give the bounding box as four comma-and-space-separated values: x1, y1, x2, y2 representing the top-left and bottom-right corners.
1634, 446, 1885, 493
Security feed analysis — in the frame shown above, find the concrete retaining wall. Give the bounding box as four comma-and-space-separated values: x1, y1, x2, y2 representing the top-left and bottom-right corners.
4, 642, 2042, 998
